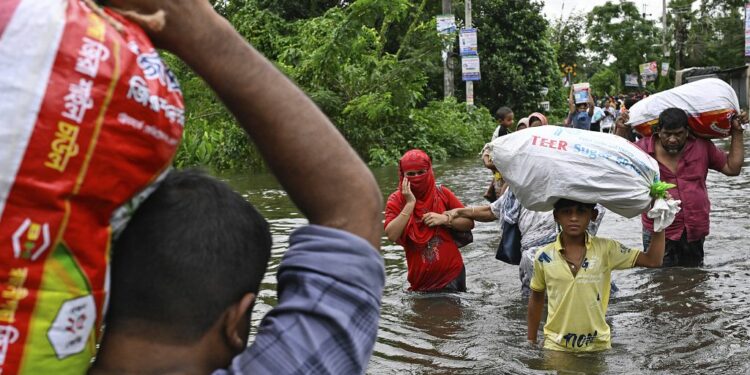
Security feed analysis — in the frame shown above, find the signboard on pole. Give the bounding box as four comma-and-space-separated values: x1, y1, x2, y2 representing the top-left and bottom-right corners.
459, 28, 478, 56
661, 62, 670, 77
745, 4, 750, 56
639, 61, 658, 82
461, 56, 481, 81
625, 74, 640, 87
437, 15, 457, 34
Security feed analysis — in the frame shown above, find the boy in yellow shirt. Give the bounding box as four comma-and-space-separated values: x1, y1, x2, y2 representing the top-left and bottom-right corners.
527, 199, 665, 352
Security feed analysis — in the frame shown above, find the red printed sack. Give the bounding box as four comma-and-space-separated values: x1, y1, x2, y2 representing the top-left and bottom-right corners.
627, 78, 739, 138
0, 1, 183, 373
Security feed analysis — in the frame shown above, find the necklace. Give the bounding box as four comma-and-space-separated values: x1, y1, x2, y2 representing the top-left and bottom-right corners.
561, 248, 585, 272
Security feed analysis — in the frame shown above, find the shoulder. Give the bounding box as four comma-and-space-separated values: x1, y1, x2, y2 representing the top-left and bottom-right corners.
534, 244, 555, 264
691, 136, 718, 150
591, 235, 629, 254
634, 136, 652, 151
386, 191, 404, 208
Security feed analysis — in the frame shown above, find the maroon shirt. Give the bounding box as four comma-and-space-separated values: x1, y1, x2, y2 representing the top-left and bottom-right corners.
635, 135, 728, 241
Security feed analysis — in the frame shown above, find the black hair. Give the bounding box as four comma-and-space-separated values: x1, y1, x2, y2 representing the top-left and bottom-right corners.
658, 107, 689, 131
623, 97, 639, 110
495, 106, 513, 121
106, 169, 272, 343
553, 198, 596, 212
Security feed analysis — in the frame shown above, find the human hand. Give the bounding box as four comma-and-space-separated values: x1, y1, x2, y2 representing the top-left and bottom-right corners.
105, 0, 220, 55
730, 110, 747, 135
616, 111, 630, 126
422, 212, 449, 227
443, 208, 462, 222
401, 178, 416, 205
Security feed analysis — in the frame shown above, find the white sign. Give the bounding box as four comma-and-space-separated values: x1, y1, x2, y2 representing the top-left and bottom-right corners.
47, 295, 96, 359
625, 74, 640, 87
640, 61, 658, 82
436, 15, 456, 34
461, 56, 481, 81
459, 28, 478, 56
540, 101, 550, 111
661, 62, 670, 77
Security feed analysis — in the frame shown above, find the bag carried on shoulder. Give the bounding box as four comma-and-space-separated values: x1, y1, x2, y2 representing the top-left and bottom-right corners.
495, 220, 522, 264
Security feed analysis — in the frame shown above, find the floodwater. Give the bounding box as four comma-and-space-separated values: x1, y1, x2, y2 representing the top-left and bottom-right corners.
222, 141, 750, 374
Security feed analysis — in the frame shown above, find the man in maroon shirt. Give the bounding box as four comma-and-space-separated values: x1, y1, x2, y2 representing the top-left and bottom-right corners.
629, 108, 745, 267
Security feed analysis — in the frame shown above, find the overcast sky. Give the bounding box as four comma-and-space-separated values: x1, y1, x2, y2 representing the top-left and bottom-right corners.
542, 0, 668, 22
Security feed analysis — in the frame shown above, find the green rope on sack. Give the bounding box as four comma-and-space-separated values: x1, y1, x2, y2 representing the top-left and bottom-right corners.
650, 181, 676, 199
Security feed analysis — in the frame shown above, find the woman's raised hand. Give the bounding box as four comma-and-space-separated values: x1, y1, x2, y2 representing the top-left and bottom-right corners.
402, 178, 416, 204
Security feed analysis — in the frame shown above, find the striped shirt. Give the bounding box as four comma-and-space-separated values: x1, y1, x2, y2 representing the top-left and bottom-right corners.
214, 225, 385, 375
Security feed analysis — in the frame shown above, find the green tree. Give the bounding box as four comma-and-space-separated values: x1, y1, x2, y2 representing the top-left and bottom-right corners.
586, 1, 659, 87
466, 0, 559, 115
684, 0, 744, 69
551, 14, 587, 76
589, 67, 621, 97
171, 0, 497, 169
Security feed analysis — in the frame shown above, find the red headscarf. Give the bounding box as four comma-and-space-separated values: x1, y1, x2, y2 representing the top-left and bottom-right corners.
386, 149, 446, 246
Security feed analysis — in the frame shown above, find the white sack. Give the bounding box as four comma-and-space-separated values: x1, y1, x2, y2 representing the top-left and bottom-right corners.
627, 78, 739, 138
489, 126, 660, 218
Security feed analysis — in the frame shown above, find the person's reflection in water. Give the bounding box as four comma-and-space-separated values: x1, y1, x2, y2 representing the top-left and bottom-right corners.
406, 293, 464, 341
534, 350, 609, 374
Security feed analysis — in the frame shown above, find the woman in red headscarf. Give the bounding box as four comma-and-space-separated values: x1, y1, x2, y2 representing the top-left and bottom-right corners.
384, 149, 474, 292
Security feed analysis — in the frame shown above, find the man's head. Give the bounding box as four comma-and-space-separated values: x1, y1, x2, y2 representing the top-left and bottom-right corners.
657, 107, 689, 154
105, 169, 272, 363
553, 199, 598, 237
495, 106, 514, 128
575, 102, 588, 113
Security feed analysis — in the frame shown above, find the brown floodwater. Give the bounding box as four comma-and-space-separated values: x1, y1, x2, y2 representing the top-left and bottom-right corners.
222, 140, 750, 374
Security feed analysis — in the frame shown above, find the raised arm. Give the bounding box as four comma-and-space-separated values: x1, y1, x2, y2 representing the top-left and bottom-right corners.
384, 179, 415, 243
568, 86, 575, 115
635, 230, 665, 268
110, 0, 382, 246
721, 112, 746, 177
613, 111, 631, 139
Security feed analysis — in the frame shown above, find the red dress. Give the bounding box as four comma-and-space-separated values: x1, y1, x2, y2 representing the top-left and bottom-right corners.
384, 150, 466, 291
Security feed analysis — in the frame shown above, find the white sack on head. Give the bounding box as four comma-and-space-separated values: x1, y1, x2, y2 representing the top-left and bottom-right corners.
489, 126, 661, 218
627, 78, 739, 138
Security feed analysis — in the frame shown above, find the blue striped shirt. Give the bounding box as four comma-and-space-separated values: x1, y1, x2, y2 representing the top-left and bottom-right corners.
214, 225, 385, 375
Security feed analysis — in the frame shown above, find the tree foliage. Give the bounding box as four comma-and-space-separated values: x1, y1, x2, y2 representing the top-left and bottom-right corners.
173, 0, 500, 169
468, 0, 559, 115
586, 1, 660, 87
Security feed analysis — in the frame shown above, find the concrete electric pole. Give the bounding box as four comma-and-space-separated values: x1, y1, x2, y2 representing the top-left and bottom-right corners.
465, 0, 473, 107
442, 0, 454, 98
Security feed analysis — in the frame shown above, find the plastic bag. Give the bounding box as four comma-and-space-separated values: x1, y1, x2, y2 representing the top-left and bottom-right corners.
0, 1, 183, 373
627, 78, 739, 138
489, 126, 666, 218
647, 198, 682, 232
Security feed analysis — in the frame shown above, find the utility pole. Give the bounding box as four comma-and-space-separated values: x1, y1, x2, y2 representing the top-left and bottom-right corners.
465, 0, 473, 107
663, 0, 669, 57
442, 0, 454, 98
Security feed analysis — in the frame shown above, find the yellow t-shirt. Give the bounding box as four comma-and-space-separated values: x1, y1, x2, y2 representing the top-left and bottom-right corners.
530, 234, 641, 352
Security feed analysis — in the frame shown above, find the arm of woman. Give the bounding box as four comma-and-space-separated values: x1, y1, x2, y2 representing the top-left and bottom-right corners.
384, 179, 416, 243
445, 205, 497, 223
